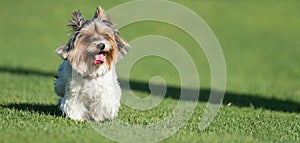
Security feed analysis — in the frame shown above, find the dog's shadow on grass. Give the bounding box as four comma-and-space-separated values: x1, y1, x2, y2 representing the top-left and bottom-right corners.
0, 103, 62, 116
0, 66, 55, 77
0, 66, 299, 114
120, 79, 300, 113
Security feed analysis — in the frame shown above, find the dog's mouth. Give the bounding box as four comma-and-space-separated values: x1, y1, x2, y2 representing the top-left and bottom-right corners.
94, 51, 107, 65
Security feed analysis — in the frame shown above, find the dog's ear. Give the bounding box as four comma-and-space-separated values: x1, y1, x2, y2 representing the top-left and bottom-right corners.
115, 32, 130, 60
55, 45, 70, 59
94, 6, 110, 21
68, 10, 85, 31
58, 11, 84, 59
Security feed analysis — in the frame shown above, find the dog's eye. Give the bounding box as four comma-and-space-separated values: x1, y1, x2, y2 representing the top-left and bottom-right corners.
83, 36, 92, 42
103, 34, 109, 39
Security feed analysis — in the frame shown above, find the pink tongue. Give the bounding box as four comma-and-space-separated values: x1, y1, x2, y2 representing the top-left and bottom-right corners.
94, 54, 104, 65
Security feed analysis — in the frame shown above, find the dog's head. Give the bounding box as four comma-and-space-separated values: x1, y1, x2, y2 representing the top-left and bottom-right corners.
56, 6, 129, 75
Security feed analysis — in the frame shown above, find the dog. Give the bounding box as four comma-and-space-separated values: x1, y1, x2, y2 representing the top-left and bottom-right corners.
54, 6, 129, 121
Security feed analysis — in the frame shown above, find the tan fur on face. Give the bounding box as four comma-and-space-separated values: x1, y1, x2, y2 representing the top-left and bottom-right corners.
56, 6, 129, 76
67, 21, 118, 74
105, 37, 117, 70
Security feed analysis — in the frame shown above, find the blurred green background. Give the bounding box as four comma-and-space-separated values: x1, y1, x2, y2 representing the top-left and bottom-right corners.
0, 0, 299, 143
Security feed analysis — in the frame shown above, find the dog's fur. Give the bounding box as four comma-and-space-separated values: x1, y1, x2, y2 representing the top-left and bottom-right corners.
54, 6, 129, 121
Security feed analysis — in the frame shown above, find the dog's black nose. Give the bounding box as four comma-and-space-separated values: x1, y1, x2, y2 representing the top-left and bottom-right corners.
97, 43, 105, 50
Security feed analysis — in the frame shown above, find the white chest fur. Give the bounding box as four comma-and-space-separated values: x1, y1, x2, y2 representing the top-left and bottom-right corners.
57, 61, 121, 121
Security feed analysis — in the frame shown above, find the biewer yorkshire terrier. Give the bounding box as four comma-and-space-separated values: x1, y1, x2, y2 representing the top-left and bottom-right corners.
54, 6, 129, 121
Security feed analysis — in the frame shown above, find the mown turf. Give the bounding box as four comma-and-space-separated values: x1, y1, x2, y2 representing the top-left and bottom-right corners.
0, 0, 299, 143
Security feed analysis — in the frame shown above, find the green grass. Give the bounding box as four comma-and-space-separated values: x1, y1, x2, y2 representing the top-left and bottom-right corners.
1, 0, 300, 143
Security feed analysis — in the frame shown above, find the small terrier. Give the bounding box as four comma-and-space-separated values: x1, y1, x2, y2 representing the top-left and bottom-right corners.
54, 6, 129, 121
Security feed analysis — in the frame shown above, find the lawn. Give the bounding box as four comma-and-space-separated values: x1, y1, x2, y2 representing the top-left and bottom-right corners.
0, 0, 299, 143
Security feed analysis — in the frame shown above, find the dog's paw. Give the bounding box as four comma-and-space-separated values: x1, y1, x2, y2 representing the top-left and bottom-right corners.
90, 100, 120, 121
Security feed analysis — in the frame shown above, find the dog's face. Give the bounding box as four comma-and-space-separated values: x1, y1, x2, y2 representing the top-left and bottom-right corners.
56, 6, 129, 75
